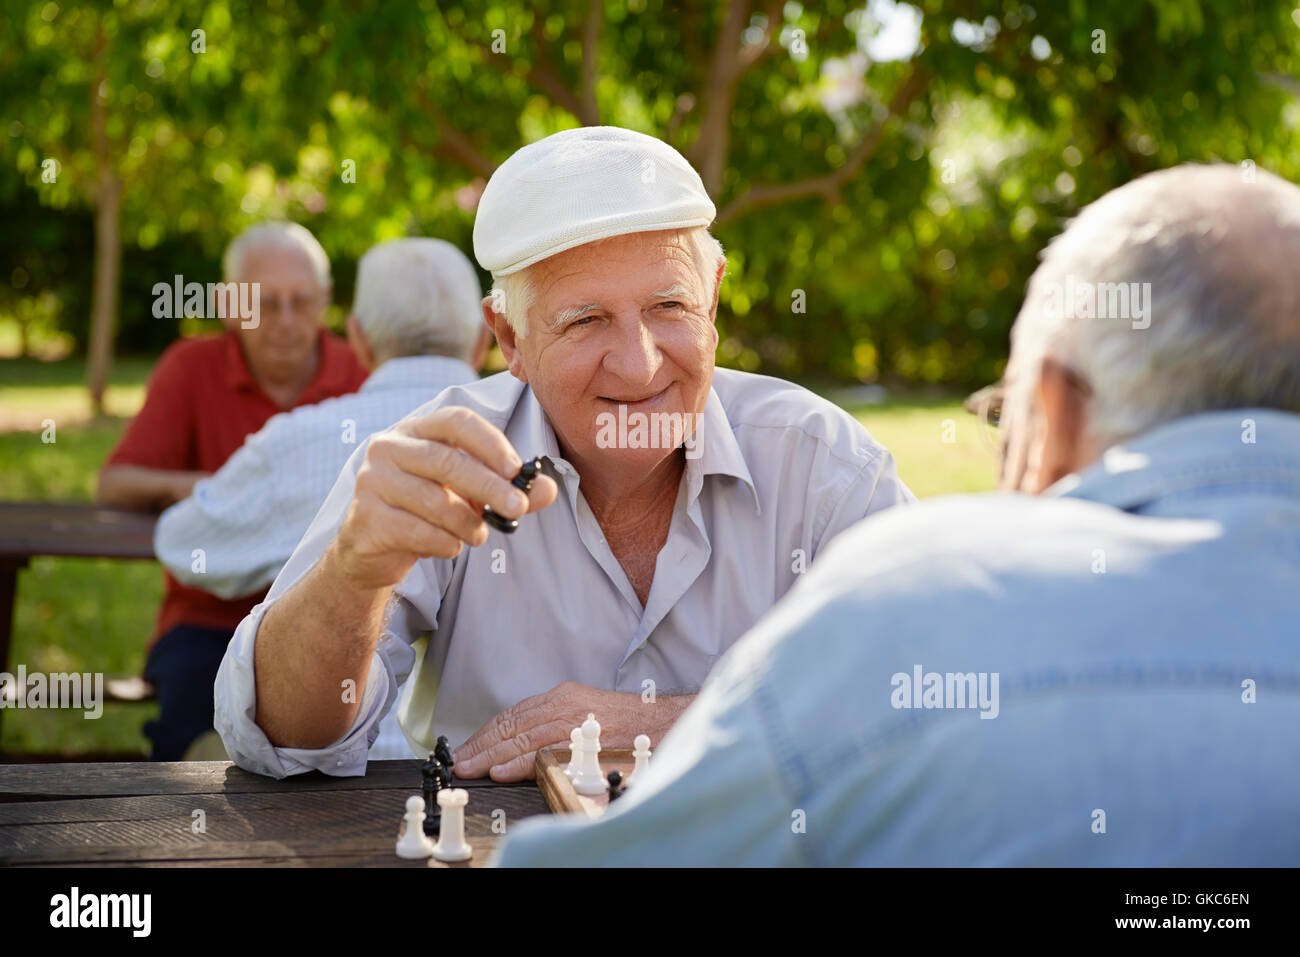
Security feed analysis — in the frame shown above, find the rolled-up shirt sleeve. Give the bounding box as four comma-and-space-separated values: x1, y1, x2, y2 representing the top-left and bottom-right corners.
213, 436, 420, 778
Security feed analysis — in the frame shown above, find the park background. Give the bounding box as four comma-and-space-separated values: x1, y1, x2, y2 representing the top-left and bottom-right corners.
2, 0, 1299, 756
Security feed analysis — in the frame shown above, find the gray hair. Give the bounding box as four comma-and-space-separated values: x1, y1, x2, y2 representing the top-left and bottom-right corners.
489, 227, 726, 337
352, 238, 484, 363
222, 221, 331, 288
1008, 163, 1300, 446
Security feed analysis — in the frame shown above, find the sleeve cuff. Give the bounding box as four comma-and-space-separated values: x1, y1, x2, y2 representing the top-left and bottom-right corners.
214, 600, 408, 779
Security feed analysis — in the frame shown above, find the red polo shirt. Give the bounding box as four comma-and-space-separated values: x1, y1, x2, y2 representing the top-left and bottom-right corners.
107, 329, 367, 647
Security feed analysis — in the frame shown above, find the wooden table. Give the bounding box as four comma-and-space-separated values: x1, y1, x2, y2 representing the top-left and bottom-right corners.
0, 503, 158, 734
0, 759, 551, 867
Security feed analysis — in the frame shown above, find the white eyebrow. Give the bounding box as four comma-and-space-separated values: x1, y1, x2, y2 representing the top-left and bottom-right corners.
548, 284, 695, 330
549, 303, 601, 330
651, 283, 692, 300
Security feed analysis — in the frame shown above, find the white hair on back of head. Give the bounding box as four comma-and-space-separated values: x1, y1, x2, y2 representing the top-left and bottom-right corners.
489, 226, 726, 337
222, 221, 331, 287
352, 238, 484, 363
1008, 164, 1300, 447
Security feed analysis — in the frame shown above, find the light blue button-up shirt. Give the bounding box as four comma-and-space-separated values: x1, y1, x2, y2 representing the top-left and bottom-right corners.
496, 408, 1300, 866
214, 368, 913, 778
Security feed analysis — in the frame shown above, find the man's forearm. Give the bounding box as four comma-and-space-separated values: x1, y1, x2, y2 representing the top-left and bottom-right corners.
253, 543, 393, 749
97, 465, 206, 510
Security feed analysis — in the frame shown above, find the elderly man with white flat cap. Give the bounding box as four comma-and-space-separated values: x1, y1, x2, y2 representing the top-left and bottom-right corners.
215, 127, 913, 780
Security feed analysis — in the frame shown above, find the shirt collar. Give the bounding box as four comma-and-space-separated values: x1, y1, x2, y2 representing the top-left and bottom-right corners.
223, 330, 257, 392
361, 355, 477, 394
690, 385, 760, 512
1048, 408, 1300, 512
513, 382, 569, 476
510, 380, 760, 510
223, 328, 357, 404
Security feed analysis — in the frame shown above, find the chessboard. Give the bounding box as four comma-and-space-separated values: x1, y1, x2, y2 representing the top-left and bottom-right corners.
535, 747, 635, 818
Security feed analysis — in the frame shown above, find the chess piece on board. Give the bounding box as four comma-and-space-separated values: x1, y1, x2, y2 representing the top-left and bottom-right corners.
572, 713, 606, 796
434, 734, 454, 769
606, 770, 625, 802
396, 795, 435, 860
631, 734, 652, 781
432, 789, 473, 863
563, 727, 582, 779
422, 754, 449, 836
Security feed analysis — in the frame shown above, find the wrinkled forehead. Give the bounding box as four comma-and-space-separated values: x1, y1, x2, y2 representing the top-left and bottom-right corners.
239, 244, 325, 290
532, 230, 703, 307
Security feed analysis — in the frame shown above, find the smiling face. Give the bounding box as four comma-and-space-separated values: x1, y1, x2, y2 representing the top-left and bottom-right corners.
489, 229, 722, 482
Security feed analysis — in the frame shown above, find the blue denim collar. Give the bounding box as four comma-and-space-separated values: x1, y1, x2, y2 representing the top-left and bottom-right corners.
1049, 408, 1300, 512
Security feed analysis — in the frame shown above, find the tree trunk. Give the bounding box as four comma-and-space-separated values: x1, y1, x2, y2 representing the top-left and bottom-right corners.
86, 21, 120, 417
692, 0, 749, 197
86, 174, 121, 415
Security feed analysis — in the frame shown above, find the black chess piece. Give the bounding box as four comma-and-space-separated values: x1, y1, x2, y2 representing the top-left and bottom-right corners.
422, 753, 446, 836
434, 734, 454, 770
482, 457, 544, 533
606, 770, 625, 802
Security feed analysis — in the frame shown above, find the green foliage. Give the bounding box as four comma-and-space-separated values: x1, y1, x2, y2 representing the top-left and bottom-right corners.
2, 0, 1299, 385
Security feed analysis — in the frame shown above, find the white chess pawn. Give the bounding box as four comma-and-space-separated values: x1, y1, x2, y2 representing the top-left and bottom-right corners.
563, 727, 582, 779
395, 795, 434, 859
432, 788, 473, 863
572, 712, 606, 796
631, 734, 652, 781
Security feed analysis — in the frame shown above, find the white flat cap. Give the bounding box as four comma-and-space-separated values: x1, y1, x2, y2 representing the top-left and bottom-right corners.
473, 126, 716, 276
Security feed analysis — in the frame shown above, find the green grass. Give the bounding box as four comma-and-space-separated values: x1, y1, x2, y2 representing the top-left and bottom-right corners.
0, 357, 996, 757
0, 417, 130, 500
850, 397, 999, 498
0, 356, 152, 427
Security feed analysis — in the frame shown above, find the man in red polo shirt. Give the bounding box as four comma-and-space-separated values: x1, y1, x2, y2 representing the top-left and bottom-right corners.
98, 221, 367, 760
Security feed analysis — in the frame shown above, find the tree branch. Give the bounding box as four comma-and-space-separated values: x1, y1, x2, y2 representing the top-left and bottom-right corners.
735, 0, 783, 78
527, 16, 590, 122
691, 0, 751, 196
664, 92, 697, 148
440, 14, 593, 126
715, 63, 930, 227
579, 0, 602, 125
412, 89, 497, 179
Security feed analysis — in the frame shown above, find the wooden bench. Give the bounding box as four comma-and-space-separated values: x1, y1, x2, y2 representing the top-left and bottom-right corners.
0, 503, 158, 740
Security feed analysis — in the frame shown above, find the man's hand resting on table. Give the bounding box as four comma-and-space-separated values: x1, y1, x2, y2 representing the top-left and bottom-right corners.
452, 681, 695, 781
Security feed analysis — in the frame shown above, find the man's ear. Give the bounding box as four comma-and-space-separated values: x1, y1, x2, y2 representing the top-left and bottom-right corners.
708, 259, 726, 321
469, 323, 494, 372
482, 297, 527, 383
1032, 356, 1092, 493
345, 313, 376, 372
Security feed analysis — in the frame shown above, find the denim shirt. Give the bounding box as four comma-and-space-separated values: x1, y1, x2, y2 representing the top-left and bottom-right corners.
495, 408, 1300, 866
